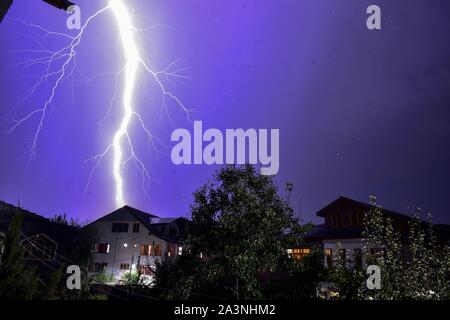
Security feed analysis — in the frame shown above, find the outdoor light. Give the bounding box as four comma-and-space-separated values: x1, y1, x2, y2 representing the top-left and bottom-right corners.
123, 243, 128, 248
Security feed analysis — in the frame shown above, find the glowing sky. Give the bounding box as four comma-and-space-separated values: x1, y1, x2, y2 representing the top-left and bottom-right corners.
0, 0, 449, 224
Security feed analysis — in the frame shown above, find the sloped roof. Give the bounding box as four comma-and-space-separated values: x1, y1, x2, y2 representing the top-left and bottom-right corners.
83, 205, 158, 227
311, 197, 450, 243
150, 217, 178, 225
84, 205, 188, 243
317, 196, 414, 221
304, 224, 364, 241
0, 201, 77, 247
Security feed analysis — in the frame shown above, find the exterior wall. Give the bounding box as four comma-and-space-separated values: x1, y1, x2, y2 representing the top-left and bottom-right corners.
322, 238, 365, 269
89, 216, 181, 281
324, 207, 365, 228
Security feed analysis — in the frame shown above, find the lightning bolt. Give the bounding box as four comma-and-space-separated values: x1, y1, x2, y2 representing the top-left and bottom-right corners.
110, 0, 141, 207
4, 1, 192, 208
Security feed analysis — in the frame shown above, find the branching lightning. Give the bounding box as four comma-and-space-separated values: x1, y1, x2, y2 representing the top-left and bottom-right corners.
4, 0, 192, 208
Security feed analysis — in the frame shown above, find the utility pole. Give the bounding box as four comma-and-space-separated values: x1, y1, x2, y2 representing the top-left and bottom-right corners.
286, 182, 294, 204
298, 197, 303, 222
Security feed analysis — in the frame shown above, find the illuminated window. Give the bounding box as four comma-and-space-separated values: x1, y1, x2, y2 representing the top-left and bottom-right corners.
325, 248, 333, 267
93, 243, 110, 254
289, 248, 311, 259
140, 265, 153, 275
140, 244, 151, 256
167, 245, 176, 257
152, 244, 162, 256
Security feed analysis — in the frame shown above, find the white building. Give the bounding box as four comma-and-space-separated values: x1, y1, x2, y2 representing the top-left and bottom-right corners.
84, 205, 187, 282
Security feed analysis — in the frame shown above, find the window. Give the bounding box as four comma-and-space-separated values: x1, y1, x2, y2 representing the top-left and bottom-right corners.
140, 244, 151, 256
325, 248, 333, 267
353, 249, 362, 269
132, 223, 140, 233
120, 263, 130, 270
288, 248, 311, 259
167, 245, 176, 257
93, 243, 110, 254
92, 262, 108, 272
152, 244, 162, 256
140, 265, 153, 276
112, 223, 129, 233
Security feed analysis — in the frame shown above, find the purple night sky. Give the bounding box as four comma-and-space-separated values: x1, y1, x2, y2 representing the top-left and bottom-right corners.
0, 0, 449, 224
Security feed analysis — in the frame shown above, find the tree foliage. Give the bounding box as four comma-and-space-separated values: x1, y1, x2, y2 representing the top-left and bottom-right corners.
154, 165, 309, 299
330, 196, 450, 300
0, 212, 39, 300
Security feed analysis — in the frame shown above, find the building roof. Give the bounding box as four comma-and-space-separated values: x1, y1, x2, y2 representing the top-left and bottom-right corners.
84, 205, 188, 243
317, 196, 418, 221
308, 196, 450, 243
0, 201, 77, 247
304, 224, 365, 241
150, 217, 179, 225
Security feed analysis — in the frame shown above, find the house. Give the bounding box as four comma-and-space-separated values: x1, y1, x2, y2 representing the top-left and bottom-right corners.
291, 196, 450, 269
83, 205, 188, 281
0, 200, 78, 271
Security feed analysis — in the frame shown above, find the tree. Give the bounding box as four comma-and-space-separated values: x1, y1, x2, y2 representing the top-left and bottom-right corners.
360, 196, 450, 299
0, 212, 39, 300
50, 213, 79, 227
327, 242, 365, 300
179, 165, 308, 299
263, 247, 325, 299
42, 268, 63, 300
362, 197, 405, 299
